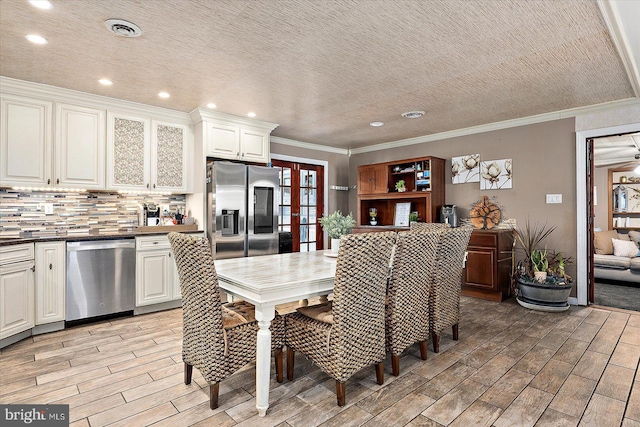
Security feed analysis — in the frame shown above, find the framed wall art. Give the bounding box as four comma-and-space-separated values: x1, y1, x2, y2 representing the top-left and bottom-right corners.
452, 154, 480, 184
480, 159, 512, 190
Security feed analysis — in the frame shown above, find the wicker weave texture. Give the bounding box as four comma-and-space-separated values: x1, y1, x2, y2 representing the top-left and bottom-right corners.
167, 232, 284, 385
410, 222, 451, 231
429, 227, 473, 336
386, 230, 442, 356
285, 232, 396, 382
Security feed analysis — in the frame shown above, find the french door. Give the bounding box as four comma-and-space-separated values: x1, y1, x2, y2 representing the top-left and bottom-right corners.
272, 159, 324, 252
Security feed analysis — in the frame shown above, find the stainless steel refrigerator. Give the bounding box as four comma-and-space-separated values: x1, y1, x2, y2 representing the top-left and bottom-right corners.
206, 161, 279, 259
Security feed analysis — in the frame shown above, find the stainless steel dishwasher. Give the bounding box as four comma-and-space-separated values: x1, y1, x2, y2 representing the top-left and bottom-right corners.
66, 239, 136, 322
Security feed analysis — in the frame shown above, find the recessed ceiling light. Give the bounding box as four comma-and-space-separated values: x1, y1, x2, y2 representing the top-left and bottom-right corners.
25, 34, 48, 45
28, 0, 53, 10
207, 103, 217, 109
370, 121, 384, 127
401, 110, 425, 119
158, 92, 170, 98
98, 78, 113, 86
247, 112, 256, 118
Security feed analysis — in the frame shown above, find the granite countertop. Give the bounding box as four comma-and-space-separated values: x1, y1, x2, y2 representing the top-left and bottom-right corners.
0, 228, 204, 247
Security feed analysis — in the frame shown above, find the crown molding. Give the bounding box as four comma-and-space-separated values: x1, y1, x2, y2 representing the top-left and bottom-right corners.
350, 98, 640, 155
0, 76, 193, 125
598, 0, 640, 97
190, 108, 278, 133
270, 136, 350, 155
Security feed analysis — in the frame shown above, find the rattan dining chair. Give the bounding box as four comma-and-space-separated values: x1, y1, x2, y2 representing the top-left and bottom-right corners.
167, 232, 285, 410
429, 226, 473, 352
285, 232, 396, 406
410, 222, 451, 231
386, 229, 443, 376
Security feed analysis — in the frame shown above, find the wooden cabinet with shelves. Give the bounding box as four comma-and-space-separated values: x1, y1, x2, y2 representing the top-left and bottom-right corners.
461, 229, 514, 302
356, 156, 445, 227
608, 167, 640, 230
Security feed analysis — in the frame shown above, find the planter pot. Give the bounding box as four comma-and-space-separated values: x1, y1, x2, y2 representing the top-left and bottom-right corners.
331, 238, 340, 255
534, 271, 547, 283
517, 277, 573, 312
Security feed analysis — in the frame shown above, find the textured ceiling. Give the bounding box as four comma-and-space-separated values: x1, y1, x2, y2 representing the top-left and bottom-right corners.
0, 0, 637, 149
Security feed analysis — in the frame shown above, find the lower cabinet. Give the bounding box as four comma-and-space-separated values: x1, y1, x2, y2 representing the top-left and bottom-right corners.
35, 242, 65, 325
0, 244, 35, 341
462, 229, 514, 301
135, 235, 190, 307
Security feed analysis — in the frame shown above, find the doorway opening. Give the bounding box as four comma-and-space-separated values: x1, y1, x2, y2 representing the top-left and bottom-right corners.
272, 159, 325, 252
589, 131, 640, 311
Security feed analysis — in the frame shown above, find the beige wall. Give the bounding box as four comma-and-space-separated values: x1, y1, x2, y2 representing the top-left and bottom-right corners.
349, 118, 578, 278
270, 142, 351, 216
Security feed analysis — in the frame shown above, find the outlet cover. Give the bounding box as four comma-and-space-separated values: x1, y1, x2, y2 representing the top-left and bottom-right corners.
44, 203, 54, 214
546, 194, 562, 204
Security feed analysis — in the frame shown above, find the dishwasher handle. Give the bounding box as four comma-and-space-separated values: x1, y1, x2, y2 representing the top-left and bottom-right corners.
67, 239, 135, 251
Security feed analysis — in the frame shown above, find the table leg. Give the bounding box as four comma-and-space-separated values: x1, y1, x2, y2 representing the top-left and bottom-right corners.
254, 303, 276, 417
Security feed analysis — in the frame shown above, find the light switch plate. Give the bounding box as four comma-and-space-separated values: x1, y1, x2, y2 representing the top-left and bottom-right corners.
44, 203, 54, 214
546, 194, 562, 204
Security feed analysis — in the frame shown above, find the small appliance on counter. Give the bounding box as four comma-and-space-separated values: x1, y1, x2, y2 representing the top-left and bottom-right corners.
440, 204, 459, 227
144, 203, 161, 226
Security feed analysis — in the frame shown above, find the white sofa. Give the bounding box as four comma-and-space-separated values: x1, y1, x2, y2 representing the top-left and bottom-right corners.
593, 230, 640, 283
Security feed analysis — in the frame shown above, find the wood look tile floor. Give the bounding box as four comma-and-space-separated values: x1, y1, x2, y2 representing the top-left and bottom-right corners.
1, 297, 639, 427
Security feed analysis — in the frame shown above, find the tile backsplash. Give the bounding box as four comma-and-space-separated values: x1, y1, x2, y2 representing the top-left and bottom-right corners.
0, 190, 187, 237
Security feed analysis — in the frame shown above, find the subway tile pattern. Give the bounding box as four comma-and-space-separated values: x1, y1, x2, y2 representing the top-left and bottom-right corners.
155, 124, 183, 189
0, 189, 185, 237
113, 117, 146, 186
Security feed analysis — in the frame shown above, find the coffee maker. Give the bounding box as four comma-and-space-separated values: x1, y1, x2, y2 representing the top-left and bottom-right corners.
144, 203, 161, 226
440, 205, 459, 227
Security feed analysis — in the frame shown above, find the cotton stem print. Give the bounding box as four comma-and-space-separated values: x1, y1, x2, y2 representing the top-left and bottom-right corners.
480, 159, 512, 190
452, 154, 480, 184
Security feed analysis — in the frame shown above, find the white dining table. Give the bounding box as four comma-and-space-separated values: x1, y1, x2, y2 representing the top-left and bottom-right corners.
214, 250, 337, 416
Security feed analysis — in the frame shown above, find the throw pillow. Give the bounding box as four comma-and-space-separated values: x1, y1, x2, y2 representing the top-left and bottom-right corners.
594, 230, 618, 255
611, 238, 639, 258
629, 230, 640, 247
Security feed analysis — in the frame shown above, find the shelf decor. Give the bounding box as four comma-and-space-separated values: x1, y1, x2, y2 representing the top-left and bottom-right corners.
451, 154, 480, 184
394, 203, 411, 227
480, 159, 512, 190
469, 196, 502, 229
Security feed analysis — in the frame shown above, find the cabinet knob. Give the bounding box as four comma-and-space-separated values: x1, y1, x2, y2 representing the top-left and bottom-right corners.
56, 178, 59, 184
169, 253, 172, 258
31, 266, 36, 272
153, 183, 156, 189
49, 263, 52, 270
146, 183, 150, 189
47, 179, 51, 185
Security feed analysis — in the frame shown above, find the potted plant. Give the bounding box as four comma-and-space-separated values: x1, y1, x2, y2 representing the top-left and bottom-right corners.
395, 180, 406, 192
319, 210, 356, 254
512, 220, 574, 311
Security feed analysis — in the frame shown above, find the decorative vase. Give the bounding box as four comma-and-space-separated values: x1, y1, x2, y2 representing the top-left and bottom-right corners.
370, 220, 377, 225
331, 238, 340, 254
534, 271, 547, 283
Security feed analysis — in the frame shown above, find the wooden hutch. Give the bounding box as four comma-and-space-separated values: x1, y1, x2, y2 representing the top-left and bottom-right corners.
355, 156, 445, 231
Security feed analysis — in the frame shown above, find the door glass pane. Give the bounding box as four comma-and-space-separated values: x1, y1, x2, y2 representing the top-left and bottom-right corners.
300, 243, 308, 252
300, 170, 309, 187
282, 168, 291, 186
281, 206, 291, 225
308, 171, 317, 188
300, 188, 308, 205
283, 187, 291, 205
308, 225, 316, 243
309, 207, 317, 223
281, 225, 290, 232
308, 188, 316, 205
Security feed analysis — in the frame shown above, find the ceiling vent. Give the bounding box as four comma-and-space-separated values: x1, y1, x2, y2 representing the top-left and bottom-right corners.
104, 19, 142, 37
401, 110, 425, 119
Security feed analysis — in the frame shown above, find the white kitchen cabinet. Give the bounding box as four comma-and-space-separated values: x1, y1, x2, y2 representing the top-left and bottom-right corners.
0, 244, 35, 340
239, 128, 270, 163
206, 122, 270, 163
55, 103, 106, 190
135, 235, 180, 306
35, 242, 65, 325
107, 112, 188, 192
0, 95, 52, 187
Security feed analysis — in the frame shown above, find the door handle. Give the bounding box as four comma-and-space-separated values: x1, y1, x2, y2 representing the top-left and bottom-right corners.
49, 263, 52, 270
292, 213, 300, 217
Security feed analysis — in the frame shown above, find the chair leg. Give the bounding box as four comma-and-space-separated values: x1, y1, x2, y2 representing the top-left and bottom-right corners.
287, 348, 295, 381
452, 324, 459, 341
432, 332, 440, 353
275, 348, 283, 383
419, 340, 428, 360
375, 362, 384, 385
209, 383, 219, 410
184, 362, 193, 385
336, 381, 346, 407
391, 354, 400, 377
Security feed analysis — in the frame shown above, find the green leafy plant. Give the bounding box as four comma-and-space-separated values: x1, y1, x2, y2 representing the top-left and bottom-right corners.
319, 210, 356, 239
512, 219, 556, 276
395, 180, 405, 191
530, 249, 548, 273
409, 212, 419, 222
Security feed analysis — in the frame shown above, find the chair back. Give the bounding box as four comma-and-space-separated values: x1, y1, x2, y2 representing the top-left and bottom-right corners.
332, 232, 396, 374
410, 222, 450, 232
386, 230, 442, 354
168, 232, 226, 370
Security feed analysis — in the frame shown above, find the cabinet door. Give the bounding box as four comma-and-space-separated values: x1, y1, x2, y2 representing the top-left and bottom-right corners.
240, 128, 269, 163
56, 103, 106, 190
35, 242, 65, 325
357, 165, 387, 194
206, 122, 240, 160
169, 250, 181, 300
463, 247, 497, 291
0, 95, 52, 187
151, 121, 187, 192
136, 250, 172, 306
0, 260, 35, 340
106, 112, 150, 191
